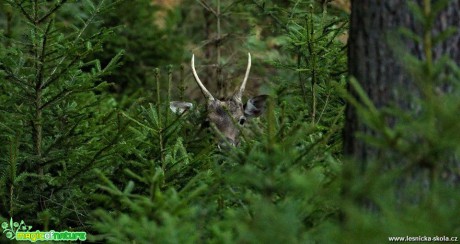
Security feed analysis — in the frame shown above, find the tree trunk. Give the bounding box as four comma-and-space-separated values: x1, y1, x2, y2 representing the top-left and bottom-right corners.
345, 0, 460, 165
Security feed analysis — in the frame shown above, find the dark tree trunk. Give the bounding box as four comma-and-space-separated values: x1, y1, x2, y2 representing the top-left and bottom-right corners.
345, 0, 460, 164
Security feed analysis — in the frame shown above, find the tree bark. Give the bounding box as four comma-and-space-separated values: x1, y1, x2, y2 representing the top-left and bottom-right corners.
345, 0, 460, 164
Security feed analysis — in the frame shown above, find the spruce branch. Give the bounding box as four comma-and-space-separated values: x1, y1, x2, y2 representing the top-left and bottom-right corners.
41, 55, 80, 89
44, 0, 107, 88
42, 116, 85, 157
52, 120, 130, 194
197, 0, 217, 15
7, 0, 34, 23
36, 19, 53, 89
37, 0, 69, 24
0, 64, 34, 90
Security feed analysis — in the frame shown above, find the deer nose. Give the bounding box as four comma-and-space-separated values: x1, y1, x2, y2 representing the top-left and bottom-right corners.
218, 137, 236, 150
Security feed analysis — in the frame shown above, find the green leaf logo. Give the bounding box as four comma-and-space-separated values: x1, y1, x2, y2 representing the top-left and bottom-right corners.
1, 218, 33, 240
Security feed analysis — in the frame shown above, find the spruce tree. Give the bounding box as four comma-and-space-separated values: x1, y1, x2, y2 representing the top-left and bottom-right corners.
0, 0, 123, 229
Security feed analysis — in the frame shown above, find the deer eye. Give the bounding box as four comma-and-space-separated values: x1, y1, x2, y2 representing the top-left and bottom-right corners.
239, 117, 246, 125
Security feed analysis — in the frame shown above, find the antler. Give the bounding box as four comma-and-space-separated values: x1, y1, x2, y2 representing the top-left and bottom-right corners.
234, 53, 251, 101
191, 54, 215, 101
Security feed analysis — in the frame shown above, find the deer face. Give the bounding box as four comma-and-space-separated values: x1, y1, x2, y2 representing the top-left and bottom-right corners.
170, 53, 267, 148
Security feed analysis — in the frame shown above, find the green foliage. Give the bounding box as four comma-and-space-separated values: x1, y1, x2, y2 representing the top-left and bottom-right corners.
90, 98, 343, 243
0, 0, 348, 242
95, 0, 185, 99
1, 0, 458, 243
89, 1, 347, 243
338, 0, 460, 242
248, 0, 347, 135
0, 0, 124, 231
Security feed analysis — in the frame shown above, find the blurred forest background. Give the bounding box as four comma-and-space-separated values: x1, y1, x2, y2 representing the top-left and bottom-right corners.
0, 0, 459, 243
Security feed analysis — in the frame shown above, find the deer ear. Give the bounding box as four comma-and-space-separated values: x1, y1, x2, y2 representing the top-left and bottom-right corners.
170, 101, 193, 114
244, 95, 268, 118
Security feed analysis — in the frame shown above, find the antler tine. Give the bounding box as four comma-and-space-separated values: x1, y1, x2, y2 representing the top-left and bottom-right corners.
192, 54, 215, 101
235, 53, 251, 101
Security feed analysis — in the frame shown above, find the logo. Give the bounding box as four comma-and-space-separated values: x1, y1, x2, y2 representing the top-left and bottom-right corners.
1, 218, 86, 242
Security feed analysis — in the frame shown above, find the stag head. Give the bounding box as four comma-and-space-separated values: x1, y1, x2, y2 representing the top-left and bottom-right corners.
170, 53, 268, 147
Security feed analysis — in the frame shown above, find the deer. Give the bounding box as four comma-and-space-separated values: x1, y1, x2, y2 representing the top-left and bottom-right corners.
170, 53, 268, 148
